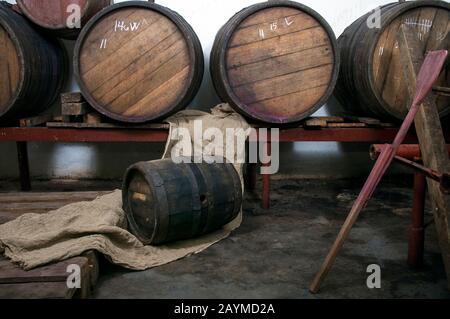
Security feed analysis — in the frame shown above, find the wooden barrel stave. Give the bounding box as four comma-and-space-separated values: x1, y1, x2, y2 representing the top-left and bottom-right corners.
210, 0, 339, 124
335, 1, 450, 121
74, 2, 204, 123
0, 3, 67, 121
122, 159, 242, 245
16, 0, 112, 39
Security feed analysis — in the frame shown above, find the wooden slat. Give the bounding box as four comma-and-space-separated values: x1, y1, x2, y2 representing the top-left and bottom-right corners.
0, 282, 76, 299
19, 113, 54, 127
398, 25, 450, 289
0, 191, 110, 203
0, 255, 92, 299
62, 102, 90, 116
0, 257, 86, 284
61, 92, 84, 104
46, 122, 170, 129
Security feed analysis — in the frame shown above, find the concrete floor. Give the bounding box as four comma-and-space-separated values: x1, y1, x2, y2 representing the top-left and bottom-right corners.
89, 177, 450, 299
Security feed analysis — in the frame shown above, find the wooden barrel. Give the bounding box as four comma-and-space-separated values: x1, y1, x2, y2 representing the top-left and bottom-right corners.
0, 3, 67, 121
16, 0, 112, 39
335, 1, 450, 121
74, 1, 204, 123
210, 0, 339, 124
122, 159, 242, 245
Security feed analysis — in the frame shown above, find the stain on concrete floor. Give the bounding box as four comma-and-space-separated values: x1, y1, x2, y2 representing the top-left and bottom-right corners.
91, 177, 450, 299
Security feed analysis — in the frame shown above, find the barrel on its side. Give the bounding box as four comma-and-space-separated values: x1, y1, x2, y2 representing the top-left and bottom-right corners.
16, 0, 112, 39
0, 3, 67, 121
335, 1, 450, 121
210, 0, 340, 124
74, 1, 204, 123
122, 159, 242, 245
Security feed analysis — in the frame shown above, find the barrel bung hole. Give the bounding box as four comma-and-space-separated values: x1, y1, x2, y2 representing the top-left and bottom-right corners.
127, 173, 156, 233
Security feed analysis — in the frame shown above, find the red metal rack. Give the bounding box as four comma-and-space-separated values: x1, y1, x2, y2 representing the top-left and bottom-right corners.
0, 125, 445, 267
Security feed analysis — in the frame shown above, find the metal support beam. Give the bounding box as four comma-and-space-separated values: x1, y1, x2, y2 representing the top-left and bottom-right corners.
16, 142, 31, 192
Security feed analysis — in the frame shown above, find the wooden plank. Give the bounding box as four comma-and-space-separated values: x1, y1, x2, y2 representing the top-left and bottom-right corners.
0, 257, 87, 284
0, 282, 75, 299
61, 92, 84, 104
0, 191, 111, 224
0, 201, 91, 213
398, 25, 450, 289
304, 118, 328, 128
19, 113, 54, 127
0, 255, 92, 299
62, 102, 90, 116
0, 191, 110, 204
46, 121, 170, 129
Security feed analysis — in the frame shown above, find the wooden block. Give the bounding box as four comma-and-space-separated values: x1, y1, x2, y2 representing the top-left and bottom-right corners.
304, 118, 328, 128
61, 92, 84, 104
62, 102, 89, 116
19, 113, 54, 127
84, 112, 102, 125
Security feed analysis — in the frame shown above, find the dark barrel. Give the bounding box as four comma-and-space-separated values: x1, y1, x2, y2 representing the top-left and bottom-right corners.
122, 159, 242, 245
74, 1, 204, 123
210, 0, 339, 124
335, 1, 450, 121
16, 0, 112, 39
0, 3, 67, 121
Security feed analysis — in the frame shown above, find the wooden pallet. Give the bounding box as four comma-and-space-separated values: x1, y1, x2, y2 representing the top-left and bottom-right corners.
0, 252, 98, 299
0, 191, 107, 299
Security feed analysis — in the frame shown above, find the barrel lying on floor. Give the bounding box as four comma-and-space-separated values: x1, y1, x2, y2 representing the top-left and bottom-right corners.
122, 159, 242, 245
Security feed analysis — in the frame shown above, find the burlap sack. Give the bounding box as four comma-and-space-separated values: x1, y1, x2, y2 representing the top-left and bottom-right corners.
0, 104, 250, 270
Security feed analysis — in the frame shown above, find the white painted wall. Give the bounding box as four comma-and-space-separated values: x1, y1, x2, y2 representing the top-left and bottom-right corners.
0, 0, 430, 180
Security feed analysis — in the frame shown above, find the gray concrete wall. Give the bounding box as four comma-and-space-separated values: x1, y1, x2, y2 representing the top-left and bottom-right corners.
1, 0, 422, 180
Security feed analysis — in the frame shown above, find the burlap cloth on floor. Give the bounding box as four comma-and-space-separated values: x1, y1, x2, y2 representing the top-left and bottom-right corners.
0, 104, 250, 270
